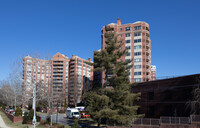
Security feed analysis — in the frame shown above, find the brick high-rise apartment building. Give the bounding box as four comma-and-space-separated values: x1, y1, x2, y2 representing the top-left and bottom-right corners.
23, 53, 92, 107
101, 18, 151, 83
68, 55, 93, 106
51, 53, 69, 105
23, 53, 69, 106
23, 55, 52, 104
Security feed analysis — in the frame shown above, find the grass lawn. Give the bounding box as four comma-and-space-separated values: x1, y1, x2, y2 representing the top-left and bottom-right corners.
0, 111, 34, 128
0, 110, 71, 128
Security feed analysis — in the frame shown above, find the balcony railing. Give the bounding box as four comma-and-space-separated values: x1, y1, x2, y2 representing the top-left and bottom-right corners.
146, 49, 151, 53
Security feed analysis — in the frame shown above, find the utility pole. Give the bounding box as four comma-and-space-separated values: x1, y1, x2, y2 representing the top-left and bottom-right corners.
56, 101, 59, 124
32, 84, 36, 128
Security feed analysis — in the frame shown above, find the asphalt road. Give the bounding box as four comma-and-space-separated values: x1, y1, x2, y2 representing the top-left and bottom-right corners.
37, 113, 97, 127
23, 110, 101, 127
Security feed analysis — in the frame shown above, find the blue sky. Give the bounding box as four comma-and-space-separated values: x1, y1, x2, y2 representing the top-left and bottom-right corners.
0, 0, 200, 80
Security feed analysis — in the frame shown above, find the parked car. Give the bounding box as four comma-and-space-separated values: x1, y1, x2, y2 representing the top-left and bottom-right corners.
81, 113, 90, 118
6, 108, 15, 113
10, 111, 15, 116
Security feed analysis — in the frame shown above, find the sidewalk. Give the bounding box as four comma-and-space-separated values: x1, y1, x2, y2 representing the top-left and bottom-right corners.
0, 114, 10, 128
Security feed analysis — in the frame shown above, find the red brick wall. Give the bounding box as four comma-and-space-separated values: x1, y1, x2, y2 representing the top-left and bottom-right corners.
1, 109, 23, 123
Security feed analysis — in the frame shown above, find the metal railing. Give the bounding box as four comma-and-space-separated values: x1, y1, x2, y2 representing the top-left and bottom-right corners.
190, 115, 200, 122
160, 117, 190, 124
132, 115, 200, 126
133, 118, 160, 126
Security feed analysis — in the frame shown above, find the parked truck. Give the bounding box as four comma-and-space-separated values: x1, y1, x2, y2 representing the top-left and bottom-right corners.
66, 108, 81, 119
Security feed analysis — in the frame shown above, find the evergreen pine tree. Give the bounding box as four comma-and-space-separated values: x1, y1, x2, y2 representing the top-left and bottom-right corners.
84, 32, 141, 126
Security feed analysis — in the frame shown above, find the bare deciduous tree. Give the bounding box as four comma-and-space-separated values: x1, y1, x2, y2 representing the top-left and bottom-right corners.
187, 76, 200, 115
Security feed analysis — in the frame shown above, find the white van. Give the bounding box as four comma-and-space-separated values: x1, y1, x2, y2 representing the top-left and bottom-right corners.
66, 108, 81, 119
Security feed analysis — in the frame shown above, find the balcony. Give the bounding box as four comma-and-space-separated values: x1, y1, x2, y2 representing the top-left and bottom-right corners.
146, 27, 149, 31
70, 65, 75, 68
146, 56, 151, 62
53, 66, 63, 68
146, 61, 151, 66
53, 69, 63, 71
53, 80, 63, 83
146, 68, 151, 73
70, 69, 74, 72
146, 75, 151, 80
146, 58, 150, 63
146, 33, 150, 37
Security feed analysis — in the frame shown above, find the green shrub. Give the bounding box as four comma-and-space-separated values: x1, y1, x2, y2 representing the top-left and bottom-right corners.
28, 109, 34, 120
14, 107, 22, 116
36, 115, 40, 122
46, 115, 51, 124
72, 119, 79, 128
22, 112, 29, 124
57, 124, 65, 128
2, 105, 5, 110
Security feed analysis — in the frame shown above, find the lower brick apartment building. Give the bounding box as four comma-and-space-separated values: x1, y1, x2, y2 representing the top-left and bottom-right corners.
23, 53, 93, 107
132, 74, 200, 118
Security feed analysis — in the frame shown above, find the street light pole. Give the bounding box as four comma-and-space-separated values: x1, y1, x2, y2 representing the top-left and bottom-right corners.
32, 84, 36, 128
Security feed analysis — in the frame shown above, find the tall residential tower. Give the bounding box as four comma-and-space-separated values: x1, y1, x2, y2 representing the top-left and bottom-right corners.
101, 18, 151, 83
23, 53, 93, 107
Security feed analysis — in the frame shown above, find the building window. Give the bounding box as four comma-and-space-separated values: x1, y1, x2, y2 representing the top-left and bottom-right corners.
134, 78, 141, 82
134, 52, 141, 56
125, 27, 130, 31
125, 40, 130, 43
120, 34, 122, 37
126, 46, 131, 50
148, 92, 154, 100
134, 58, 142, 62
134, 65, 141, 69
134, 39, 141, 43
134, 32, 141, 36
148, 106, 155, 116
134, 72, 141, 75
125, 33, 130, 37
134, 26, 141, 30
120, 28, 122, 31
126, 53, 130, 56
134, 45, 141, 50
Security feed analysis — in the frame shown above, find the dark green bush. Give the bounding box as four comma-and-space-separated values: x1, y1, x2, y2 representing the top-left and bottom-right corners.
46, 115, 51, 124
22, 112, 29, 124
2, 105, 5, 110
28, 109, 34, 120
57, 124, 65, 128
72, 119, 80, 128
